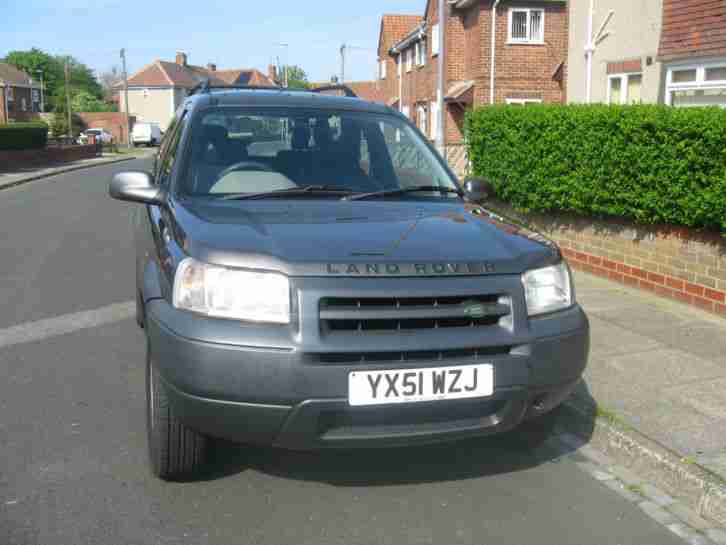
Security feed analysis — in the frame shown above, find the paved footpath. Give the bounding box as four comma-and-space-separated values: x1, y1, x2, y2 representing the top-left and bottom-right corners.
574, 271, 726, 470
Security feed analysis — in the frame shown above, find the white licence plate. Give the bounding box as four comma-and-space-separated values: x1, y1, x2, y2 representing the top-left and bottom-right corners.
348, 364, 494, 407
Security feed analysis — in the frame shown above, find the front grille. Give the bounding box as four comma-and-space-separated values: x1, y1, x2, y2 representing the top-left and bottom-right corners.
319, 294, 511, 333
307, 345, 512, 365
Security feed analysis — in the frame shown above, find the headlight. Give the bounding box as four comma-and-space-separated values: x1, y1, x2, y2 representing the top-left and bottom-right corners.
522, 262, 573, 316
173, 258, 290, 324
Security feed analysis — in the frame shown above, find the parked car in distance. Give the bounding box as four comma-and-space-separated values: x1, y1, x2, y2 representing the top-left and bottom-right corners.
109, 86, 590, 481
132, 122, 162, 147
78, 128, 113, 145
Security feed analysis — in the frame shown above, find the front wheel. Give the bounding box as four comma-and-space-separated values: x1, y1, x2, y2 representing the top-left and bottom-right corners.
146, 345, 207, 480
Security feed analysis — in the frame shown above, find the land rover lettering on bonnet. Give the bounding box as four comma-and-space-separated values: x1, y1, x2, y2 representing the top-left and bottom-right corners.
324, 262, 496, 276
109, 84, 590, 480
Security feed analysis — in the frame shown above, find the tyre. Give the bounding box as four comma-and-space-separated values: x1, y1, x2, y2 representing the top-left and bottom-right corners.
146, 346, 207, 480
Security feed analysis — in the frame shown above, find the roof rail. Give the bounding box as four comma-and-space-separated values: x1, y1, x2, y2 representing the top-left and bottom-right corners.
186, 79, 359, 99
309, 84, 358, 98
187, 79, 283, 97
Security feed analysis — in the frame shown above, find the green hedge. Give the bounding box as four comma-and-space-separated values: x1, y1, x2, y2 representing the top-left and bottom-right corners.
465, 104, 726, 231
0, 122, 49, 151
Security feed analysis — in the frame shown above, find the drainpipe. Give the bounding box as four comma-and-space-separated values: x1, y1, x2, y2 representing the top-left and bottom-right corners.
436, 0, 446, 154
585, 0, 594, 103
490, 0, 502, 104
399, 54, 403, 113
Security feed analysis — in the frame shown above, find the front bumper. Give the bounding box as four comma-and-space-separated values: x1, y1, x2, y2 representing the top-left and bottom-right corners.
146, 295, 589, 450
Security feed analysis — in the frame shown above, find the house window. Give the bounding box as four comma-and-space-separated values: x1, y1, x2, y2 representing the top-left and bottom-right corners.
405, 49, 413, 72
666, 62, 726, 108
607, 73, 642, 104
429, 100, 438, 140
508, 8, 544, 44
416, 40, 427, 66
505, 97, 543, 106
416, 103, 428, 135
431, 24, 440, 56
379, 59, 387, 80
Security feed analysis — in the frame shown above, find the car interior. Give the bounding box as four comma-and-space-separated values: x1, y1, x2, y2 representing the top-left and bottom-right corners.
183, 114, 412, 196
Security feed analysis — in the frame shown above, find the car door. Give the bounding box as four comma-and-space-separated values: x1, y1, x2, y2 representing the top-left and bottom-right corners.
136, 111, 188, 302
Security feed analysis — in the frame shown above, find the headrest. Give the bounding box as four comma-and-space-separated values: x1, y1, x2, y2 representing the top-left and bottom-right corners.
203, 124, 228, 143
314, 119, 332, 149
292, 122, 310, 150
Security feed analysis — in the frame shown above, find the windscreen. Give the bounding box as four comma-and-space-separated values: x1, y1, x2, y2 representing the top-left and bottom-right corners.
177, 107, 458, 197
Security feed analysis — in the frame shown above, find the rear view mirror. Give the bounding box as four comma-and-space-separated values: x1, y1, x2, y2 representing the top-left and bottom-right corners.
109, 171, 163, 205
463, 176, 494, 202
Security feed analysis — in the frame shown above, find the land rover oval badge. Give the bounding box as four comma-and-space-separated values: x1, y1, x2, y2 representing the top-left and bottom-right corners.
463, 300, 487, 319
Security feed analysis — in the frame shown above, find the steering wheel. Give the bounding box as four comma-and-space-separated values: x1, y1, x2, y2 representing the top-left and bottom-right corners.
215, 161, 275, 181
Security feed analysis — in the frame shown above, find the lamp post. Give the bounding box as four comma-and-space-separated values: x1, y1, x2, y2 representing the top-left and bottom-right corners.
35, 70, 45, 113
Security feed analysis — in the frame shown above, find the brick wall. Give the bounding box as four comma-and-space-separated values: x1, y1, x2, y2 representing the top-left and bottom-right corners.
489, 200, 726, 318
0, 145, 98, 172
78, 112, 135, 144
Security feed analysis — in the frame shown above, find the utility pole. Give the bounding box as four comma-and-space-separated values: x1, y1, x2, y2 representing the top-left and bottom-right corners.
35, 70, 45, 113
436, 0, 446, 155
64, 62, 72, 140
120, 48, 131, 148
340, 43, 346, 84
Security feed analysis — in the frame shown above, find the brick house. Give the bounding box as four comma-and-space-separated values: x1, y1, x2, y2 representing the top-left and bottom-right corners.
658, 0, 726, 107
119, 52, 278, 130
0, 63, 42, 123
378, 0, 568, 174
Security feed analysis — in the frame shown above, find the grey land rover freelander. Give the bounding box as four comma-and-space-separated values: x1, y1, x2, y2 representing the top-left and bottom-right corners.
109, 84, 589, 480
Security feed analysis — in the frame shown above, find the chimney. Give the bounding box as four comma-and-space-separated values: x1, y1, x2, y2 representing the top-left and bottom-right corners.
268, 64, 278, 83
206, 63, 217, 72
175, 52, 188, 67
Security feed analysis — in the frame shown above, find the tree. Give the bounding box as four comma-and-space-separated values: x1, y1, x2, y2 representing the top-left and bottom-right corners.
71, 90, 114, 113
99, 66, 122, 94
280, 65, 309, 89
3, 48, 63, 111
3, 49, 105, 111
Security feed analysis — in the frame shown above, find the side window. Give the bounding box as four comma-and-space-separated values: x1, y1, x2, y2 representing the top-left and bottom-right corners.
157, 112, 188, 187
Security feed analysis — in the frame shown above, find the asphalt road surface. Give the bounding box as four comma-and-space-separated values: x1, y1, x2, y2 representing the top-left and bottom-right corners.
0, 159, 687, 545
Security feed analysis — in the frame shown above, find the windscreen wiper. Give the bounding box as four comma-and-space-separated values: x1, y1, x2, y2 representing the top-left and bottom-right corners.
344, 186, 464, 201
222, 185, 353, 201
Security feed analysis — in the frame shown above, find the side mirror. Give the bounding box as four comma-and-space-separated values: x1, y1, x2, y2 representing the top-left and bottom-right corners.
463, 176, 494, 202
109, 171, 163, 205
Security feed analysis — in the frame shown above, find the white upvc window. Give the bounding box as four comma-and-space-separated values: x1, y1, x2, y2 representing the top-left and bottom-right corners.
429, 100, 438, 140
416, 103, 428, 135
405, 48, 413, 72
505, 97, 543, 106
607, 73, 643, 104
379, 59, 387, 80
666, 60, 726, 108
415, 40, 427, 66
508, 8, 544, 44
431, 23, 440, 56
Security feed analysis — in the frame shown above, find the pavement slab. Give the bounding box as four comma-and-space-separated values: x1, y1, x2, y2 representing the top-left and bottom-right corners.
574, 270, 726, 476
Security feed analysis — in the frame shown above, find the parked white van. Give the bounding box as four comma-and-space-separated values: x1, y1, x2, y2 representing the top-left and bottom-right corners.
132, 122, 162, 147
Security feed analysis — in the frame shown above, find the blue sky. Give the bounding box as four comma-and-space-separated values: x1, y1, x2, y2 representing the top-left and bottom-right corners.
3, 0, 425, 83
